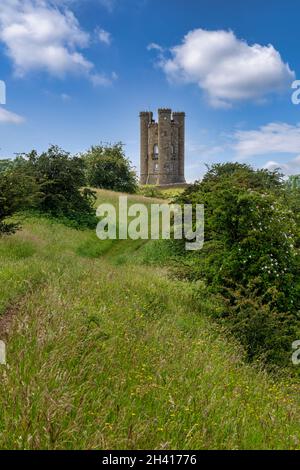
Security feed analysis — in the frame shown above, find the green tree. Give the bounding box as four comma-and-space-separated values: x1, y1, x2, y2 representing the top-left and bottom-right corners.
0, 167, 39, 235
82, 143, 138, 193
0, 159, 13, 173
14, 146, 97, 228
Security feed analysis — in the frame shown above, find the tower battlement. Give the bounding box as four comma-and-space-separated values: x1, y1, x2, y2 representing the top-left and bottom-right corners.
139, 108, 186, 185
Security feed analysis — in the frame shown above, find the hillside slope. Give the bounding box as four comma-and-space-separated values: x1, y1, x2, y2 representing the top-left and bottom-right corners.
0, 191, 299, 449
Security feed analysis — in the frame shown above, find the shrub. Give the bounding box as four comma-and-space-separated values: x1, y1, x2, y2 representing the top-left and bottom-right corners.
82, 143, 138, 193
222, 286, 298, 367
175, 163, 300, 367
138, 185, 164, 199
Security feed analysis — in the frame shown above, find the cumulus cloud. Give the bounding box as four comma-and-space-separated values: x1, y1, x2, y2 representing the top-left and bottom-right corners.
157, 28, 295, 107
0, 107, 25, 124
233, 122, 300, 158
0, 0, 114, 84
0, 0, 91, 76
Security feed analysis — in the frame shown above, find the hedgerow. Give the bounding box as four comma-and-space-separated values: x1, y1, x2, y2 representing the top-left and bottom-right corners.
175, 163, 300, 368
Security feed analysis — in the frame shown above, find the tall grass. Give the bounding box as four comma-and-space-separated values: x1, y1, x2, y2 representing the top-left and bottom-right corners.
0, 191, 299, 449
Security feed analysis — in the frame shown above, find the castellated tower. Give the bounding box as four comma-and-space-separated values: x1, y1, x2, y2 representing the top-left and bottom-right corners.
139, 108, 186, 185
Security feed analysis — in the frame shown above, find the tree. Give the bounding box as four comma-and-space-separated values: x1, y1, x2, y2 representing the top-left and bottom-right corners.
82, 143, 138, 193
14, 146, 97, 228
0, 159, 13, 173
0, 167, 39, 235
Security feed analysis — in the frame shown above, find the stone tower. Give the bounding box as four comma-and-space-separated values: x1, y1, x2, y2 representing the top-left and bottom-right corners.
140, 108, 186, 185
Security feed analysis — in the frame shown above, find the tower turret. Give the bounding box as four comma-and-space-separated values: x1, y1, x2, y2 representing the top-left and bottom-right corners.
173, 112, 185, 184
139, 111, 152, 185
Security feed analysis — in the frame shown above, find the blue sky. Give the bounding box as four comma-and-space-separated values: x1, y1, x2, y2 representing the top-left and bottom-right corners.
1, 0, 300, 181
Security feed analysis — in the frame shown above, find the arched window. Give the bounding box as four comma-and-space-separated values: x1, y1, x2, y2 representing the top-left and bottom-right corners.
153, 144, 159, 159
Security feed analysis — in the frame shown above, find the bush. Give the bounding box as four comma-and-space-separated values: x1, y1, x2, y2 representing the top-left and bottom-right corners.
175, 163, 300, 367
223, 286, 298, 367
138, 185, 164, 199
82, 143, 138, 193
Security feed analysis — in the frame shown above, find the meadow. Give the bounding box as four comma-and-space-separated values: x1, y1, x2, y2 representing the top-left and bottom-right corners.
0, 189, 299, 450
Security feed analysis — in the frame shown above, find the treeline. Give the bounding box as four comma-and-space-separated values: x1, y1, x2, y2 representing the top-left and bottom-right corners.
174, 163, 300, 370
0, 143, 137, 233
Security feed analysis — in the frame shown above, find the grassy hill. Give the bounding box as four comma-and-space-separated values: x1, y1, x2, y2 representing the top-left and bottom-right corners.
0, 190, 299, 449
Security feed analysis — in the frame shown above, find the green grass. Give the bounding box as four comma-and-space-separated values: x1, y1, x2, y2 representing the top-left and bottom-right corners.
0, 190, 299, 449
138, 185, 186, 200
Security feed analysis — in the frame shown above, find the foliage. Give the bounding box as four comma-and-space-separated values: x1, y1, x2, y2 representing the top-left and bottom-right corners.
13, 146, 97, 228
287, 174, 300, 190
175, 163, 300, 367
285, 186, 300, 248
138, 185, 186, 200
0, 159, 13, 173
82, 143, 138, 193
138, 185, 164, 199
0, 167, 39, 235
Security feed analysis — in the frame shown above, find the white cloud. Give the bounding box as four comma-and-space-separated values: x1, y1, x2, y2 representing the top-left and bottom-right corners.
230, 122, 300, 175
90, 71, 117, 86
147, 42, 163, 52
264, 156, 300, 175
0, 1, 91, 77
0, 107, 25, 124
233, 122, 300, 158
61, 93, 71, 101
0, 0, 114, 85
96, 0, 116, 12
96, 28, 111, 45
157, 28, 295, 107
187, 142, 225, 158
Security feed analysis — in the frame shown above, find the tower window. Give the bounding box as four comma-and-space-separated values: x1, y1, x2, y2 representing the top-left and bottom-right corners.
153, 144, 159, 159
